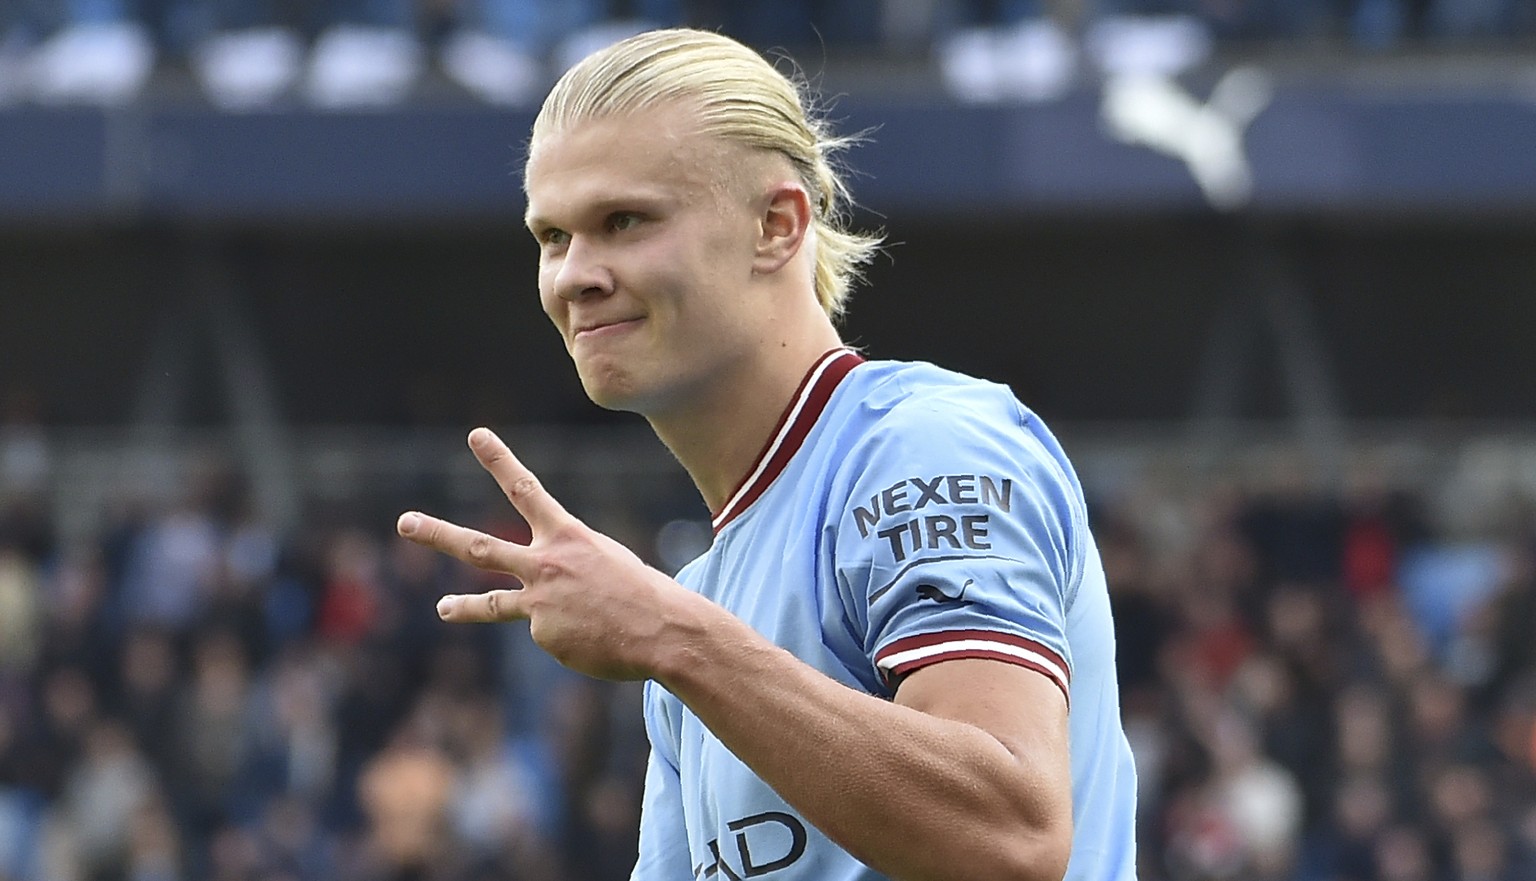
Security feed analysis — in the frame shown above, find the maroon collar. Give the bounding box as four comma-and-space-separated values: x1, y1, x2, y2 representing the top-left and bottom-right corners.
711, 348, 865, 533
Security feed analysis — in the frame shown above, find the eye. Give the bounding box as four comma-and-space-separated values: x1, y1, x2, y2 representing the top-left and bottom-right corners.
538, 228, 570, 247
609, 212, 642, 232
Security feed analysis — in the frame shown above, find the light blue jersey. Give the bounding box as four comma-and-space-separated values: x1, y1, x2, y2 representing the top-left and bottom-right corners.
633, 349, 1138, 881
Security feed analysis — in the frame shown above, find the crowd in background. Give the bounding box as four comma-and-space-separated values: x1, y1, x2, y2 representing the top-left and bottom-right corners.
1, 0, 1534, 107
1, 401, 1535, 881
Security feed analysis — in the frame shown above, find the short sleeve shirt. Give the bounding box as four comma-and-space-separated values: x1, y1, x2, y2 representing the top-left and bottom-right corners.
632, 349, 1138, 881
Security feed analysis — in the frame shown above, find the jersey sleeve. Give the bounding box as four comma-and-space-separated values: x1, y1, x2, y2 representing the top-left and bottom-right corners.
630, 683, 692, 881
832, 390, 1084, 705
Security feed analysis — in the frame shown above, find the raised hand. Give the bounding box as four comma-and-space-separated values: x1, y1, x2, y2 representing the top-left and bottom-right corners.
397, 427, 712, 681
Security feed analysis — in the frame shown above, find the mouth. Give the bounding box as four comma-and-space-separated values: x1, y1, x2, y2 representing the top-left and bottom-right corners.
573, 317, 644, 341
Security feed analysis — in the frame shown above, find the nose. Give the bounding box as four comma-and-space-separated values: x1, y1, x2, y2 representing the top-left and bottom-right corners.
552, 236, 614, 302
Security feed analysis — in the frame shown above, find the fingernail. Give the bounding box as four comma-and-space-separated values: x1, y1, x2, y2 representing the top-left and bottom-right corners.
469, 428, 490, 448
398, 513, 420, 536
436, 596, 457, 617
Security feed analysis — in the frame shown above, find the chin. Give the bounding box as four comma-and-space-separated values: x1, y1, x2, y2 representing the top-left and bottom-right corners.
573, 352, 686, 416
581, 372, 686, 418
577, 367, 646, 414
583, 388, 640, 413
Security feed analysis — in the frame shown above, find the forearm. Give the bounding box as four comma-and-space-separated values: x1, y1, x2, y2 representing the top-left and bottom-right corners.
653, 601, 1071, 881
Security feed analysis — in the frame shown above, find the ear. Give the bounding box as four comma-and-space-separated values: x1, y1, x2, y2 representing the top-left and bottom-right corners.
752, 182, 813, 276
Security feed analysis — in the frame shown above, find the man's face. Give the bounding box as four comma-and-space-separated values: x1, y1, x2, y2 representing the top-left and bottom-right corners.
524, 103, 769, 414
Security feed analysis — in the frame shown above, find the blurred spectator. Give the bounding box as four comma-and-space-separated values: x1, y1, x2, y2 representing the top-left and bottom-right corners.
22, 0, 159, 104
54, 719, 162, 880
1373, 824, 1438, 881
241, 645, 340, 812
1403, 671, 1487, 765
937, 0, 1088, 102
0, 544, 43, 679
0, 706, 41, 881
1516, 805, 1536, 880
125, 801, 183, 881
443, 695, 536, 865
355, 708, 457, 881
1209, 709, 1305, 879
172, 631, 253, 842
1334, 684, 1400, 778
1484, 542, 1536, 698
303, 0, 423, 108
315, 528, 386, 646
1313, 773, 1395, 880
1101, 510, 1177, 705
116, 500, 223, 635
110, 628, 182, 786
442, 0, 684, 106
186, 0, 302, 109
1449, 817, 1514, 881
0, 385, 51, 503
213, 504, 283, 654
251, 795, 338, 880
41, 548, 117, 688
19, 667, 98, 802
3, 0, 1534, 109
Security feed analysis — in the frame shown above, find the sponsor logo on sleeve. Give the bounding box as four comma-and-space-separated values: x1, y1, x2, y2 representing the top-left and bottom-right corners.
851, 474, 1013, 563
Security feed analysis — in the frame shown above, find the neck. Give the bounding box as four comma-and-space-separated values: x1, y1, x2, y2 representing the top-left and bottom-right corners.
647, 324, 844, 515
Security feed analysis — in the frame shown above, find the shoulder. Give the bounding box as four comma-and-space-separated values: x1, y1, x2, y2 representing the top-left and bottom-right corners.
822, 361, 1089, 693
825, 358, 1089, 580
843, 359, 1024, 428
830, 360, 1024, 464
832, 359, 1077, 500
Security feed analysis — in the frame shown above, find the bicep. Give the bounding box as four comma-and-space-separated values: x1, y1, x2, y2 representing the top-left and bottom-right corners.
895, 657, 1072, 813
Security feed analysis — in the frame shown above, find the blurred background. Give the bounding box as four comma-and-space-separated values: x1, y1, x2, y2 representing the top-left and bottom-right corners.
3, 1, 1536, 880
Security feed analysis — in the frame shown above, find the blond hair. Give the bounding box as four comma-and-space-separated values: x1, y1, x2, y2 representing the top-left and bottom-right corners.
529, 28, 882, 320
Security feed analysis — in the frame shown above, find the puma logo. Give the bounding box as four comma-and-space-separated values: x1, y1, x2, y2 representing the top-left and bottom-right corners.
916, 579, 974, 604
1101, 66, 1272, 209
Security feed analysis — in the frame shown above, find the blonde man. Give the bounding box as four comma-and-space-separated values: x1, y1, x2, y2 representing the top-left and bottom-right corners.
399, 28, 1137, 881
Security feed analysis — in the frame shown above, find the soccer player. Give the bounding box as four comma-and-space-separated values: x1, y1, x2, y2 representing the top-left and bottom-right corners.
396, 27, 1138, 881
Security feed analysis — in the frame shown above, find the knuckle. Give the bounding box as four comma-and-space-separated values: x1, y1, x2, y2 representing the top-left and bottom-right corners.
467, 534, 495, 565
418, 520, 442, 544
486, 591, 503, 618
533, 555, 563, 582
510, 475, 541, 500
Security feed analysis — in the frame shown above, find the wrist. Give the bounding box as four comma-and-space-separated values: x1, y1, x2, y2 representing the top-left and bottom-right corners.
648, 589, 752, 691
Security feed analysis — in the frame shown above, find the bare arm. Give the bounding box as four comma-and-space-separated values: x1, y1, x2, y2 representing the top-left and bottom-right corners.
400, 428, 1073, 881
655, 619, 1074, 881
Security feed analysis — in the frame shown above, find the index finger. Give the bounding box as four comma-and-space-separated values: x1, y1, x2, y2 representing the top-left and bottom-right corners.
468, 427, 575, 532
